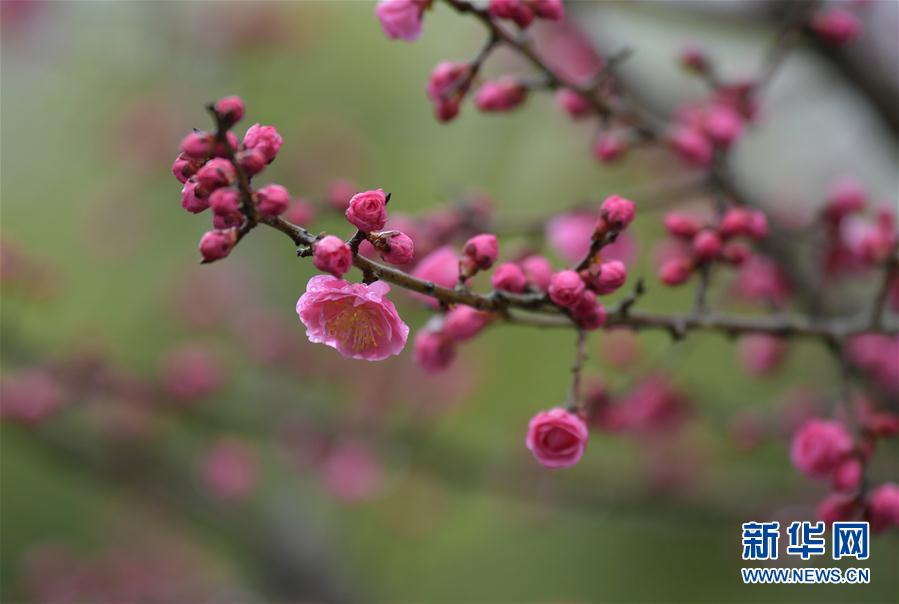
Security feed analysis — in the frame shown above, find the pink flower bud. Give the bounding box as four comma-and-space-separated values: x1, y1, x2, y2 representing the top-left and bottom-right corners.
195, 158, 236, 193
488, 0, 534, 28
704, 104, 743, 147
181, 180, 209, 214
719, 208, 764, 239
327, 179, 357, 211
811, 8, 861, 46
680, 44, 709, 73
0, 369, 64, 426
664, 212, 704, 238
491, 262, 528, 293
571, 290, 607, 330
824, 179, 866, 223
413, 330, 455, 373
548, 270, 586, 308
738, 334, 788, 376
212, 211, 243, 230
172, 153, 201, 184
214, 95, 246, 125
832, 458, 862, 492
180, 131, 213, 158
376, 0, 427, 42
376, 231, 415, 265
670, 127, 713, 167
161, 345, 222, 402
427, 61, 471, 123
526, 408, 588, 469
323, 441, 383, 502
868, 483, 899, 533
556, 89, 592, 119
590, 260, 627, 294
236, 148, 267, 176
861, 410, 899, 438
521, 255, 553, 291
817, 493, 859, 524
201, 438, 257, 502
599, 195, 636, 230
575, 302, 607, 330
475, 78, 528, 112
748, 211, 769, 239
593, 132, 628, 163
691, 230, 722, 261
313, 235, 352, 278
285, 198, 316, 226
345, 188, 388, 232
443, 306, 491, 342
209, 188, 241, 215
242, 123, 282, 163
255, 184, 290, 216
462, 233, 499, 271
721, 242, 751, 266
790, 419, 853, 479
411, 246, 459, 307
531, 0, 564, 20
212, 131, 240, 158
199, 229, 237, 262
659, 258, 693, 285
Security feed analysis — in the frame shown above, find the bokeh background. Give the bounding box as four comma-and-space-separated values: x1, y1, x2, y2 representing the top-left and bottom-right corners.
2, 1, 897, 603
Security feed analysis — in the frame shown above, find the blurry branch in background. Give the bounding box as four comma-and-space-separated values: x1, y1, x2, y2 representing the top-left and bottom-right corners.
29, 427, 356, 603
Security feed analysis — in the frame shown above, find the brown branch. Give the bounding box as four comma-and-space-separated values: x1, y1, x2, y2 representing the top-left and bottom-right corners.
870, 254, 899, 328
256, 213, 897, 340
442, 0, 666, 138
565, 329, 588, 412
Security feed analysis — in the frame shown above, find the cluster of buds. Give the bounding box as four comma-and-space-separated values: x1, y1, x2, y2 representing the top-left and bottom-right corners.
588, 374, 691, 436
669, 90, 752, 168
173, 95, 293, 262
809, 6, 862, 46
412, 194, 635, 378
312, 188, 416, 278
791, 413, 899, 532
820, 179, 897, 275
846, 334, 899, 395
414, 305, 493, 372
658, 206, 768, 286
426, 64, 534, 123
487, 0, 564, 29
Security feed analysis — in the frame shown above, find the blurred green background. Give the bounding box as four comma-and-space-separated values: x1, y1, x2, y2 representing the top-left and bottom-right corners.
1, 1, 896, 603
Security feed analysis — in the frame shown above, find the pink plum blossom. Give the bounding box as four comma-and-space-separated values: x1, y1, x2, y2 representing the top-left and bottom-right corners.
296, 275, 409, 361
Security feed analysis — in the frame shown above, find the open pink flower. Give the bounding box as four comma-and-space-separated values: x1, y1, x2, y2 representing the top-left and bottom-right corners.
526, 407, 588, 468
296, 275, 409, 361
